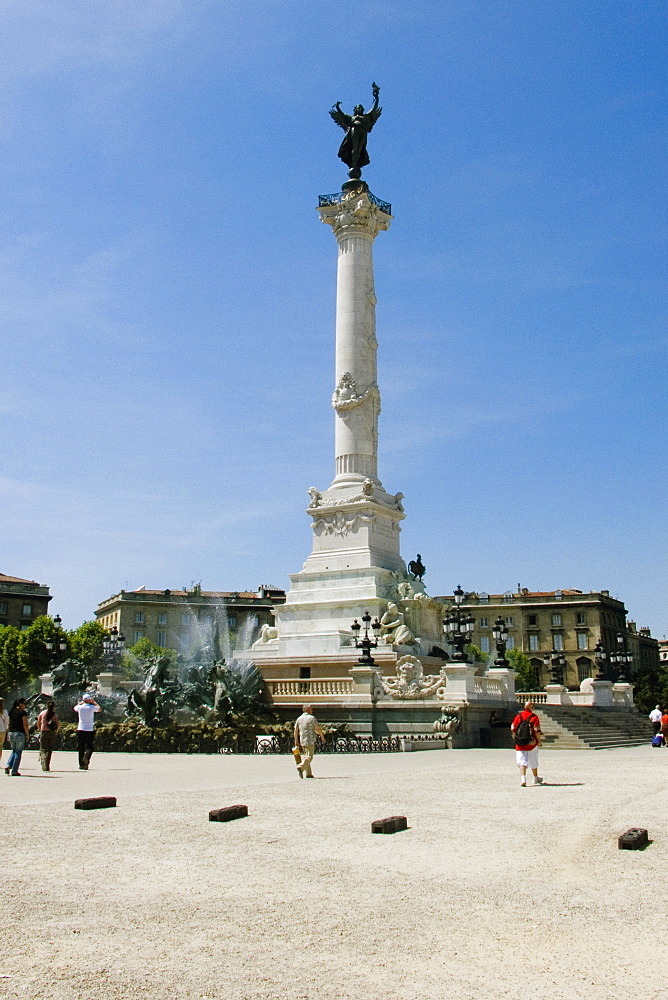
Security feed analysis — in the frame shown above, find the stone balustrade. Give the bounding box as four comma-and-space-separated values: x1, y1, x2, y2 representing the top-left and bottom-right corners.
266, 678, 354, 702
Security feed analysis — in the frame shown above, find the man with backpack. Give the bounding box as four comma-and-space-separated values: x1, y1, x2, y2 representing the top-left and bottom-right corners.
511, 700, 543, 787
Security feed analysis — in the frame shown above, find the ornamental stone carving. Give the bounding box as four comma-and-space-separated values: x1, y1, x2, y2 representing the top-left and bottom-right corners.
252, 624, 278, 646
332, 372, 380, 413
307, 487, 322, 508
379, 602, 416, 646
312, 510, 375, 538
319, 193, 391, 242
380, 655, 447, 700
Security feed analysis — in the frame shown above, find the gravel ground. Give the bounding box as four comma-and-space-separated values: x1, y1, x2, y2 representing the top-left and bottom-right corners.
1, 745, 667, 1000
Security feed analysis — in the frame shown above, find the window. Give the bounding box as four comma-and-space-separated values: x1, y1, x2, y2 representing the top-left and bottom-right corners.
157, 613, 167, 626
551, 614, 562, 627
0, 602, 6, 614
133, 630, 144, 643
479, 617, 488, 628
479, 593, 489, 603
506, 636, 515, 650
527, 614, 537, 626
228, 615, 237, 628
181, 614, 190, 626
505, 616, 514, 626
201, 615, 212, 625
577, 612, 587, 625
20, 624, 29, 631
529, 634, 539, 651
577, 632, 588, 650
553, 633, 564, 651
503, 591, 513, 603
22, 604, 32, 617
480, 636, 490, 653
157, 631, 167, 646
134, 612, 144, 624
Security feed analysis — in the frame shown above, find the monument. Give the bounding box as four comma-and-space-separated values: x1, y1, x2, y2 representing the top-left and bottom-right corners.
235, 87, 516, 739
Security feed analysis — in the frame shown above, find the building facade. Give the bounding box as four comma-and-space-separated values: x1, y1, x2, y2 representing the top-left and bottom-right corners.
435, 588, 658, 689
0, 573, 52, 630
95, 584, 285, 656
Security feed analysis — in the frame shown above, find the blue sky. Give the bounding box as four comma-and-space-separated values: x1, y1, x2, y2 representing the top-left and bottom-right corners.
1, 0, 666, 636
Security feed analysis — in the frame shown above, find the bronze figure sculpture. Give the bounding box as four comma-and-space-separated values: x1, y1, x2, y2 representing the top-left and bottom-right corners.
330, 82, 382, 179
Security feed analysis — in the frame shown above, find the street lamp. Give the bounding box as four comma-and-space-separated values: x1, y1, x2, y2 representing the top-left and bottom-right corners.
593, 639, 609, 681
442, 585, 476, 662
543, 648, 567, 686
102, 625, 126, 669
44, 614, 68, 666
492, 616, 509, 668
611, 631, 633, 682
350, 611, 381, 666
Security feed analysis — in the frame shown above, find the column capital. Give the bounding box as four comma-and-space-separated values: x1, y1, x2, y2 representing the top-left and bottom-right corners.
317, 189, 392, 241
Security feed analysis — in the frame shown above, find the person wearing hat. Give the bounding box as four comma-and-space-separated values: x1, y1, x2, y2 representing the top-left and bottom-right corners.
73, 693, 101, 770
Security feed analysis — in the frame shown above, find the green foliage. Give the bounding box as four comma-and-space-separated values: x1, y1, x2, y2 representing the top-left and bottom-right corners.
0, 625, 23, 694
633, 667, 668, 715
466, 643, 488, 664
507, 648, 538, 692
16, 615, 68, 680
120, 637, 177, 679
68, 620, 105, 668
55, 718, 296, 754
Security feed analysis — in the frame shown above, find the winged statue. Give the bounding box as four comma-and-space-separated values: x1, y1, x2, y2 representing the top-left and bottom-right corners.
330, 82, 382, 177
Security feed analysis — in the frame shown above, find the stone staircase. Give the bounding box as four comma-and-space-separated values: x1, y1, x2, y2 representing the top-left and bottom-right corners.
489, 705, 653, 750
536, 705, 652, 750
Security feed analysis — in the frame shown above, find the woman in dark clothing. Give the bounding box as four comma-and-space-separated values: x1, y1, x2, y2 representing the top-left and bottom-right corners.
5, 698, 29, 776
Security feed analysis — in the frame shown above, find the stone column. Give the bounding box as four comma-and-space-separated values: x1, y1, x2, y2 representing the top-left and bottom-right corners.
318, 189, 391, 491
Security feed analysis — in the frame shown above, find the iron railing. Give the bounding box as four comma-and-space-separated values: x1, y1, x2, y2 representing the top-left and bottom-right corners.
250, 733, 445, 755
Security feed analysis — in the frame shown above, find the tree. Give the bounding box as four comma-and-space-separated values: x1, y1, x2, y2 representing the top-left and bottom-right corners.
16, 615, 69, 681
122, 637, 177, 677
0, 625, 23, 694
68, 620, 106, 670
506, 648, 538, 692
466, 643, 489, 665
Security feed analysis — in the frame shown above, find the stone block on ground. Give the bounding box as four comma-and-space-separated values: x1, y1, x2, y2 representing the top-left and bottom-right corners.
74, 796, 117, 810
371, 815, 408, 834
209, 804, 248, 823
618, 827, 649, 850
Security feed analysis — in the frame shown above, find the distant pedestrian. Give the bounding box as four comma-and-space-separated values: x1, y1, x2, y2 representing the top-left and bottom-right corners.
660, 709, 668, 747
73, 693, 101, 770
5, 698, 29, 776
511, 700, 543, 787
649, 705, 663, 735
36, 701, 60, 771
0, 698, 9, 767
293, 704, 325, 779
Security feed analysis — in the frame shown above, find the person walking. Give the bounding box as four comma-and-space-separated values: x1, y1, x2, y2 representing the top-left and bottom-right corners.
293, 704, 325, 779
36, 700, 60, 771
5, 698, 29, 776
0, 698, 9, 768
660, 708, 668, 748
511, 699, 543, 787
73, 693, 101, 770
649, 705, 663, 736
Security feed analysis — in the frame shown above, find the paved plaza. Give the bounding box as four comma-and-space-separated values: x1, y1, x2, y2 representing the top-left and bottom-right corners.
2, 745, 667, 1000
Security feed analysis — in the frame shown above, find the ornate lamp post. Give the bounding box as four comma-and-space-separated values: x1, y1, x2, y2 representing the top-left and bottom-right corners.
350, 611, 381, 666
492, 616, 509, 667
543, 648, 567, 686
611, 631, 633, 682
442, 585, 475, 662
593, 639, 609, 681
44, 614, 68, 667
103, 626, 126, 670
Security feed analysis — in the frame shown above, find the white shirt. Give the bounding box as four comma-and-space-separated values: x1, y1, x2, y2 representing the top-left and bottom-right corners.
649, 709, 662, 723
73, 703, 100, 731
